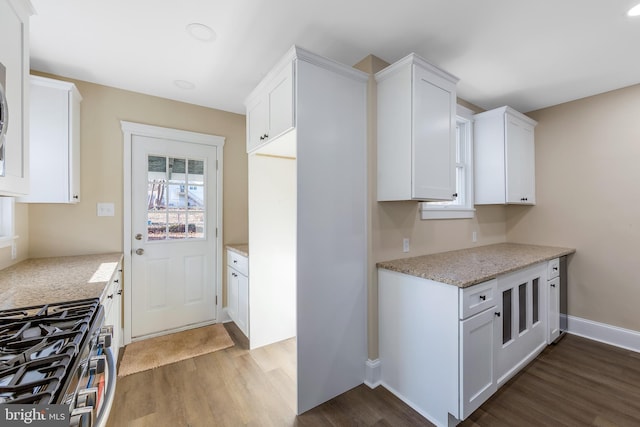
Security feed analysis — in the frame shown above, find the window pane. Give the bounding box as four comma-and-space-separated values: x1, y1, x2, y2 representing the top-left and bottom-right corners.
188, 211, 205, 239
167, 210, 187, 240
502, 289, 512, 344
519, 283, 527, 333
147, 181, 166, 210
532, 278, 539, 324
147, 211, 167, 240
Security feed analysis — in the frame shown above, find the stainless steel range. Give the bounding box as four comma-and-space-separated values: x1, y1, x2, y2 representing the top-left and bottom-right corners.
0, 298, 116, 427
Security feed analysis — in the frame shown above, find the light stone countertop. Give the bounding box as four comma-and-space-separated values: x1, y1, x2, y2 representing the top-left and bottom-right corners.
226, 244, 248, 257
377, 243, 575, 288
0, 253, 123, 310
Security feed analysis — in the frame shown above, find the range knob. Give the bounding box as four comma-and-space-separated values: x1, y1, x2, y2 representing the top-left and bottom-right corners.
89, 355, 106, 375
75, 387, 98, 409
70, 407, 94, 427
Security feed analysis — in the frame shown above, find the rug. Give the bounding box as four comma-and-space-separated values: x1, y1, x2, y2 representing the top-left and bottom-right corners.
117, 323, 234, 376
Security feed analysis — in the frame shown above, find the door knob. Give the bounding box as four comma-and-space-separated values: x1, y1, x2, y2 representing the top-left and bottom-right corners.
135, 248, 144, 255
135, 233, 143, 240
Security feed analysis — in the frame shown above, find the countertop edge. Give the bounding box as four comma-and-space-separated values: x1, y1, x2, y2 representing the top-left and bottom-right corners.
226, 244, 249, 257
377, 244, 576, 288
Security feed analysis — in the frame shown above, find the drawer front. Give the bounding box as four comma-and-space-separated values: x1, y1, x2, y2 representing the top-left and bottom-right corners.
460, 279, 497, 319
547, 258, 560, 280
227, 250, 248, 276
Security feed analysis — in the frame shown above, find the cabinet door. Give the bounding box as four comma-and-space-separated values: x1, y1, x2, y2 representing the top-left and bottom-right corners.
460, 308, 497, 419
237, 273, 249, 336
412, 65, 456, 201
548, 277, 560, 343
505, 115, 535, 204
246, 97, 268, 153
267, 63, 294, 141
227, 267, 240, 322
0, 0, 29, 196
495, 265, 546, 385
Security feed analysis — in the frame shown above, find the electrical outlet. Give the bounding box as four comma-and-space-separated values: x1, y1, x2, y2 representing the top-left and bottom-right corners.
402, 238, 410, 253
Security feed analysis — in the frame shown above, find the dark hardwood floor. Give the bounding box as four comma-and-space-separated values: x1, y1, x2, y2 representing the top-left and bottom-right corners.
106, 325, 640, 427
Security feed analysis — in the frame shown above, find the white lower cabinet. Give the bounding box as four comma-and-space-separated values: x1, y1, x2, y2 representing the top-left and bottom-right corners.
226, 249, 248, 337
547, 258, 561, 343
379, 260, 555, 426
102, 259, 123, 362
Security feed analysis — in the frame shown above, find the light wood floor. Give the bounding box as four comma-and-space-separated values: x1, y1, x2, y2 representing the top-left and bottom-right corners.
106, 325, 640, 427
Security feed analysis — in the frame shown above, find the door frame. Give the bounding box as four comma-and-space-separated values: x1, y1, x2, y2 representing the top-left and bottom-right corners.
121, 121, 225, 345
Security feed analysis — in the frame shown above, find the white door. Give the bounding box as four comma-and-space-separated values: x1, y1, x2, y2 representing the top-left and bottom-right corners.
130, 134, 219, 339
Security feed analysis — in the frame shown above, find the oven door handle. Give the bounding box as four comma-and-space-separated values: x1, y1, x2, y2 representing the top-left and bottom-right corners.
95, 346, 117, 427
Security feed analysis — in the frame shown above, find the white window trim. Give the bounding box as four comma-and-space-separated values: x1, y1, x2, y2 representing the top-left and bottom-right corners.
421, 104, 476, 220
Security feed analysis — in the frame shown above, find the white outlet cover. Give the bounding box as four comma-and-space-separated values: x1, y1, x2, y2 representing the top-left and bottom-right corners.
97, 202, 115, 217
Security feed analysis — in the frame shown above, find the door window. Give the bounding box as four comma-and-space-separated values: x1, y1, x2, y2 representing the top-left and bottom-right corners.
146, 156, 205, 241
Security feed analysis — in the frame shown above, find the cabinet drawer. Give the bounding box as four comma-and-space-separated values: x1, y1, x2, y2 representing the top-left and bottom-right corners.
227, 250, 248, 276
459, 279, 497, 320
547, 258, 560, 280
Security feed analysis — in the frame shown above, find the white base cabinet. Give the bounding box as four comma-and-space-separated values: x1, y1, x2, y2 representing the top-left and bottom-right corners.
102, 258, 123, 362
19, 75, 82, 203
226, 249, 248, 337
379, 260, 556, 426
474, 106, 537, 205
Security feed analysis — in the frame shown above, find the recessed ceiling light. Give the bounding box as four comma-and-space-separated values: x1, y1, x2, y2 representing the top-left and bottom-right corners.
628, 3, 640, 16
186, 23, 216, 42
174, 80, 195, 90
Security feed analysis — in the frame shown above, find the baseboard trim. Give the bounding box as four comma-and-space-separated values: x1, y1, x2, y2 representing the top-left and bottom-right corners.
364, 359, 381, 388
568, 315, 640, 353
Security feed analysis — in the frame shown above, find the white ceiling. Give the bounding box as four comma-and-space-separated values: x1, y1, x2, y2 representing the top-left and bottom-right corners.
29, 0, 640, 115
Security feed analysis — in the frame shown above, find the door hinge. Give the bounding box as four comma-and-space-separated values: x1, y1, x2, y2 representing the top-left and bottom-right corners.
216, 228, 218, 238
216, 295, 218, 305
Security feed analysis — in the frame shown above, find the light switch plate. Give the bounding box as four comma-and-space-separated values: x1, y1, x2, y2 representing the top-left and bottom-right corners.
97, 202, 115, 217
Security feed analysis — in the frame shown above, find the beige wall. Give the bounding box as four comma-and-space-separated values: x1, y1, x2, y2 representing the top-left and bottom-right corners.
25, 72, 247, 259
355, 56, 508, 359
507, 83, 640, 332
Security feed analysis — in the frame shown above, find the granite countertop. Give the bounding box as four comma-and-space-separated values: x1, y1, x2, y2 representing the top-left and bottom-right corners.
226, 244, 249, 257
377, 243, 575, 288
0, 253, 123, 310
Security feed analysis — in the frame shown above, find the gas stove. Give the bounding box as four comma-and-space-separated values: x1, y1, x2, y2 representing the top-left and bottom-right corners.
0, 298, 115, 426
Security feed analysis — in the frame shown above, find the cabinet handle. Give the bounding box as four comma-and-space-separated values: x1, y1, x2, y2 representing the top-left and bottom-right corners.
494, 312, 501, 317
117, 290, 122, 295
550, 284, 556, 288
107, 294, 113, 299
479, 295, 486, 301
114, 279, 119, 283
233, 260, 238, 264
452, 193, 458, 198
553, 266, 559, 271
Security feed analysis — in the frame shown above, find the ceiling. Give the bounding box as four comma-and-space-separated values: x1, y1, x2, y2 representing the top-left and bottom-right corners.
28, 0, 640, 115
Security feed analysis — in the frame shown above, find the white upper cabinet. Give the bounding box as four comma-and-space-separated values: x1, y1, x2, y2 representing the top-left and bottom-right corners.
246, 62, 294, 153
19, 75, 82, 203
474, 106, 537, 205
376, 53, 459, 201
0, 0, 32, 196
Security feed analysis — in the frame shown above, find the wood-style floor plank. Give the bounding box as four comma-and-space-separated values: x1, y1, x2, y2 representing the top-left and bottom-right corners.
107, 325, 640, 427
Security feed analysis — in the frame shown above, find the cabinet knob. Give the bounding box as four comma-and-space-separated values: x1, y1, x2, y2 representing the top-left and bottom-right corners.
73, 195, 79, 199
550, 284, 556, 288
494, 312, 501, 317
452, 193, 458, 198
553, 266, 559, 271
117, 290, 122, 295
479, 295, 486, 301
